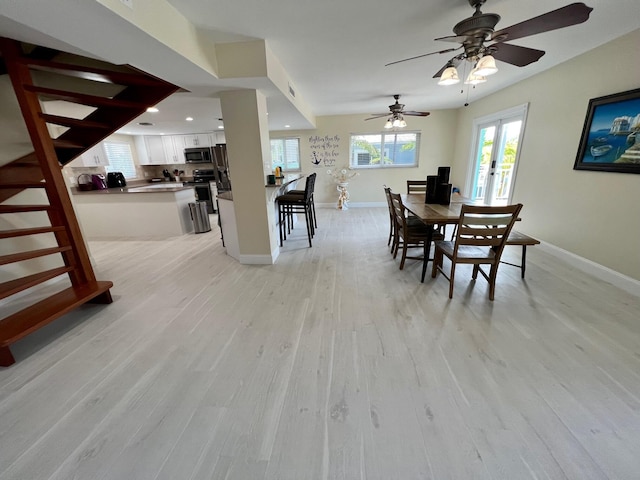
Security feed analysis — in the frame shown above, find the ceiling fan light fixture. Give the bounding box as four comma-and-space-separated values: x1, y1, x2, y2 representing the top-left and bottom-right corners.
384, 118, 393, 129
399, 118, 407, 128
465, 69, 487, 85
475, 55, 498, 76
392, 117, 402, 128
438, 66, 460, 86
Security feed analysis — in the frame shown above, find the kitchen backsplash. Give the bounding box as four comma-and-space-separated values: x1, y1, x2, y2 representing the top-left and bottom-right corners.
63, 164, 203, 185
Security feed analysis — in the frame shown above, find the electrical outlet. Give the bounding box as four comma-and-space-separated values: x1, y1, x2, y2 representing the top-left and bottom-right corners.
120, 0, 133, 9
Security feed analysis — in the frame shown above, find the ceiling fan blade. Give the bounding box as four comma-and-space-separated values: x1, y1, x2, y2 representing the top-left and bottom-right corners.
385, 47, 460, 67
403, 111, 431, 117
365, 113, 389, 120
491, 3, 593, 43
490, 43, 545, 67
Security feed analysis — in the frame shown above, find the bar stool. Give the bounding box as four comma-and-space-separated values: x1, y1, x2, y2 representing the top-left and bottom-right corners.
286, 173, 317, 231
276, 174, 314, 247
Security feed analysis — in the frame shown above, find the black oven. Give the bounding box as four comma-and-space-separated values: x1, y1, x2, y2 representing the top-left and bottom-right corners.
184, 147, 213, 164
184, 169, 216, 213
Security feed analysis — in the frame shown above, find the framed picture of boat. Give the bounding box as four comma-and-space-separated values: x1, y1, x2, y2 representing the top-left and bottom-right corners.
574, 87, 640, 174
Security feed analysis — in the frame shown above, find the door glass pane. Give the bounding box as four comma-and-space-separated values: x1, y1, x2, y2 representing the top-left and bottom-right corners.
490, 120, 522, 205
471, 125, 495, 202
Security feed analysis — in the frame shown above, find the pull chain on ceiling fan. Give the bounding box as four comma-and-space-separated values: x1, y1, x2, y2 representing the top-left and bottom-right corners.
386, 1, 593, 86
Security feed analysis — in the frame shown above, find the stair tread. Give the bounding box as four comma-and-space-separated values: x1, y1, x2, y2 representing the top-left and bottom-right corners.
24, 85, 146, 109
0, 182, 45, 188
0, 281, 113, 347
25, 59, 165, 86
39, 113, 111, 130
0, 266, 74, 301
0, 246, 72, 266
0, 226, 65, 239
0, 205, 52, 213
52, 138, 84, 149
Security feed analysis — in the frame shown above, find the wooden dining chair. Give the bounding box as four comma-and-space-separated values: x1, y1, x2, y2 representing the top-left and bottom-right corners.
431, 203, 523, 300
390, 192, 444, 270
383, 186, 396, 252
407, 180, 427, 194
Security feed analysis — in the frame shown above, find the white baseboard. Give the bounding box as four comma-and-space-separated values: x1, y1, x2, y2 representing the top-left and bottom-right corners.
317, 202, 386, 208
539, 241, 640, 297
239, 253, 276, 265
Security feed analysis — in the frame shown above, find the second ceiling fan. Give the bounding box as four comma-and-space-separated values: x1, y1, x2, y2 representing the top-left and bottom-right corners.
365, 95, 430, 129
386, 1, 593, 83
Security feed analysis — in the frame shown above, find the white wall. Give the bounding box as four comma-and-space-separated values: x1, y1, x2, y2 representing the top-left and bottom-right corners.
451, 29, 640, 281
271, 110, 459, 205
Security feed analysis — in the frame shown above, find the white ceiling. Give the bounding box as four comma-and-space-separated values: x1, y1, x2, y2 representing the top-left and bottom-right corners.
1, 0, 639, 136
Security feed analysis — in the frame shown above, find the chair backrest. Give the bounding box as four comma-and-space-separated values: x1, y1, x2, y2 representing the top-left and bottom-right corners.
389, 191, 408, 233
453, 203, 523, 257
407, 180, 427, 194
302, 174, 315, 202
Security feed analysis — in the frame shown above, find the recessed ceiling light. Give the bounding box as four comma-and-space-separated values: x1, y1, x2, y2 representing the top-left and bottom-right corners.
146, 107, 159, 113
284, 125, 291, 128
185, 117, 193, 121
137, 122, 154, 126
218, 125, 224, 129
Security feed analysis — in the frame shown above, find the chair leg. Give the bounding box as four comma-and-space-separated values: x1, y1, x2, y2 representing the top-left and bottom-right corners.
472, 265, 480, 279
488, 264, 498, 301
304, 207, 312, 247
392, 234, 400, 259
278, 205, 284, 246
431, 248, 442, 278
421, 234, 433, 283
448, 262, 456, 299
521, 245, 527, 279
399, 242, 408, 270
310, 197, 317, 229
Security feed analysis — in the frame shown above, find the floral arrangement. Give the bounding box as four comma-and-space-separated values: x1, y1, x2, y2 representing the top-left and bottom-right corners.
327, 166, 359, 184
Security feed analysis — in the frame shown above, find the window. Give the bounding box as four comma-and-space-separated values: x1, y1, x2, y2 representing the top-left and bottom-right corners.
104, 142, 137, 179
350, 132, 420, 168
270, 137, 301, 172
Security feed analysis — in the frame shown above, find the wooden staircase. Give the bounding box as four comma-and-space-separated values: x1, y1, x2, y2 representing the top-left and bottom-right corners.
0, 38, 180, 366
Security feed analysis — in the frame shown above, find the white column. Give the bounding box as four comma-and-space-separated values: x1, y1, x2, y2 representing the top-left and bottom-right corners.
219, 89, 276, 263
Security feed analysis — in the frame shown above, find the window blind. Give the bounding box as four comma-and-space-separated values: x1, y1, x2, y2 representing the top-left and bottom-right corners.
104, 142, 137, 179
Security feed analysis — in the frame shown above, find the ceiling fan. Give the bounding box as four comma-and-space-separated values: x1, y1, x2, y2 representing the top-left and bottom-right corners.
365, 95, 430, 128
386, 1, 593, 82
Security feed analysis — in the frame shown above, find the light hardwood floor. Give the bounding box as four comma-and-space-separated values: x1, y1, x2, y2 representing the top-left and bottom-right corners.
1, 207, 640, 480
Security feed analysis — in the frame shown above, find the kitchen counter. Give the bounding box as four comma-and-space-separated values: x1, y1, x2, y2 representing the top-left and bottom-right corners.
265, 174, 303, 189
71, 183, 197, 238
71, 182, 191, 195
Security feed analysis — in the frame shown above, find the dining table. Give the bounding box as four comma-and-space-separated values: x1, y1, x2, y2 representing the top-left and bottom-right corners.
400, 193, 482, 282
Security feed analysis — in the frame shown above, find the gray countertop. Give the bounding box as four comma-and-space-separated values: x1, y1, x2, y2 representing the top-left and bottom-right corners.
72, 182, 193, 195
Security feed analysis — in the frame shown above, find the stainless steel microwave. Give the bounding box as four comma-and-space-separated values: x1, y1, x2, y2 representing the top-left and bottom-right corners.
184, 147, 213, 164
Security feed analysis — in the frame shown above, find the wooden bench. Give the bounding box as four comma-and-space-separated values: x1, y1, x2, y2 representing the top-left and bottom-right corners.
502, 231, 540, 279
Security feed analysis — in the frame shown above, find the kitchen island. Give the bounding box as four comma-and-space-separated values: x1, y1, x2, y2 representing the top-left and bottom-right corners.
71, 183, 197, 238
217, 175, 303, 262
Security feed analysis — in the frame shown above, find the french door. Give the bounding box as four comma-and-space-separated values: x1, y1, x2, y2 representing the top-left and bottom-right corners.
468, 104, 528, 205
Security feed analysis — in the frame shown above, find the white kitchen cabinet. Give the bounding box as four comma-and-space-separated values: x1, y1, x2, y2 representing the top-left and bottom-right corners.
212, 131, 226, 144
69, 143, 109, 167
134, 135, 166, 165
163, 136, 184, 164
134, 135, 185, 164
178, 134, 211, 148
